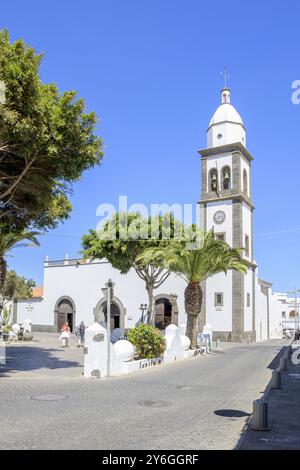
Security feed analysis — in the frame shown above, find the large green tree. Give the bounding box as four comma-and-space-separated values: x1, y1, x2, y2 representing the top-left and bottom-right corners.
0, 269, 36, 312
0, 30, 103, 231
138, 230, 248, 348
82, 212, 182, 325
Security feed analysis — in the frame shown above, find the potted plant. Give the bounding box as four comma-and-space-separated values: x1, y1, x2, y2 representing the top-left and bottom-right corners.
2, 323, 11, 341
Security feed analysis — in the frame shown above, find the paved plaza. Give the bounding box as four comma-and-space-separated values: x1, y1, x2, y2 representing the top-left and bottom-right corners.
0, 333, 83, 380
0, 334, 295, 450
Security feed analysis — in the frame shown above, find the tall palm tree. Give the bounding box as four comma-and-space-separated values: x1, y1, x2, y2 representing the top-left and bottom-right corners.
138, 230, 248, 348
0, 229, 40, 293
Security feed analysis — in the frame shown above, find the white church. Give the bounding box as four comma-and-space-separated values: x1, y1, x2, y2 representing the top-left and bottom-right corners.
13, 86, 284, 342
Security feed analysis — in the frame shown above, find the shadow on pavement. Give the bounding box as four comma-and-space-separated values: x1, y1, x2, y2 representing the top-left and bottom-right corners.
0, 345, 81, 378
214, 409, 250, 418
267, 345, 289, 371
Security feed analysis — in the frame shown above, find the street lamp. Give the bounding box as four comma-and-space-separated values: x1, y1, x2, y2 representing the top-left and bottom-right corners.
139, 303, 148, 324
169, 293, 178, 306
169, 294, 178, 325
101, 279, 115, 377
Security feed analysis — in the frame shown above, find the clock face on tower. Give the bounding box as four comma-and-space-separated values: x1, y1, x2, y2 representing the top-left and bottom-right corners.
213, 210, 226, 225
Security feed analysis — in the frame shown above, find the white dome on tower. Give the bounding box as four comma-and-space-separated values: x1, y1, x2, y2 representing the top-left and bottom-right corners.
207, 88, 246, 148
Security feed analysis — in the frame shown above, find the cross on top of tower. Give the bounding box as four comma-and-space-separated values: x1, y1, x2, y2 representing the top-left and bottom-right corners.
220, 67, 231, 104
221, 66, 230, 88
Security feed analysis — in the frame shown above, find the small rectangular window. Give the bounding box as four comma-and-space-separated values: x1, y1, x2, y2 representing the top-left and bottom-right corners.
282, 312, 286, 318
215, 232, 226, 242
245, 235, 250, 257
247, 293, 251, 307
215, 292, 223, 307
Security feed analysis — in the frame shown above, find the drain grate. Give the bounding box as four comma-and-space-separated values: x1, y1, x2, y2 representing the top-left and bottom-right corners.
31, 394, 68, 401
139, 400, 171, 408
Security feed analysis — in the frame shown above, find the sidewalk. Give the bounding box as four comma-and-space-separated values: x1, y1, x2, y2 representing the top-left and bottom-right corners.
239, 342, 300, 450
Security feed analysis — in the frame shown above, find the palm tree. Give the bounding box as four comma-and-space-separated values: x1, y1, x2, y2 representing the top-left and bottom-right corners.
0, 229, 40, 293
138, 230, 248, 348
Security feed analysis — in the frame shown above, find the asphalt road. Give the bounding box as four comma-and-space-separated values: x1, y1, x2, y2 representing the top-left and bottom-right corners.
0, 338, 286, 450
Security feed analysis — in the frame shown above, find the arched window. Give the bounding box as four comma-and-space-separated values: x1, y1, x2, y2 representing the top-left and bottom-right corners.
209, 168, 218, 192
243, 169, 248, 196
222, 166, 231, 190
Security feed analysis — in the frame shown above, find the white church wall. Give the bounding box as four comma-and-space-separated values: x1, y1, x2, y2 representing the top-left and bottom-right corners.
244, 270, 253, 332
206, 271, 232, 332
21, 260, 187, 330
242, 202, 252, 260
255, 280, 268, 342
207, 123, 246, 148
206, 200, 233, 245
240, 159, 250, 197
43, 261, 143, 329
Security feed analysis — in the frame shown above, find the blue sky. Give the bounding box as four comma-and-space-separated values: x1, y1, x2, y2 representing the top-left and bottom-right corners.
3, 0, 300, 291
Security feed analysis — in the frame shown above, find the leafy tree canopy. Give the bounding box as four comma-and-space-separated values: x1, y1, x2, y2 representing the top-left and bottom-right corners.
0, 30, 103, 231
0, 269, 36, 309
81, 211, 185, 324
81, 211, 185, 273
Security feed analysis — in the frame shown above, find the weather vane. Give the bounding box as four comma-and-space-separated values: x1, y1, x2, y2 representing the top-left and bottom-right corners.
220, 67, 230, 88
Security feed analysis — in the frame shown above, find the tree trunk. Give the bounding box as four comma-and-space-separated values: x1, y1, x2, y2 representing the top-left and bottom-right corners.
146, 282, 155, 325
0, 256, 7, 293
184, 281, 203, 349
186, 314, 198, 349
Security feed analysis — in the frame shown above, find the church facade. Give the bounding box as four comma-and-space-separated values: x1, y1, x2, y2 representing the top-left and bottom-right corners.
13, 87, 283, 342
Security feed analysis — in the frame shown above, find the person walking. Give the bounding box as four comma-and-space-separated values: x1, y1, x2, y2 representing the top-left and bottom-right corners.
59, 322, 71, 347
76, 321, 86, 348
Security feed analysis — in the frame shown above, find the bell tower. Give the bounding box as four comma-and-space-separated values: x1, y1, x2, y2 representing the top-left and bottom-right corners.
198, 87, 256, 342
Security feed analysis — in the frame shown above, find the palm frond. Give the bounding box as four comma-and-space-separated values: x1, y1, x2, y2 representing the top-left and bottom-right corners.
137, 229, 248, 283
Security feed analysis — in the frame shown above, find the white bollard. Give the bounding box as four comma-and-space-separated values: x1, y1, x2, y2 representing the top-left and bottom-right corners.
164, 324, 185, 362
251, 399, 268, 431
216, 339, 221, 349
84, 322, 115, 378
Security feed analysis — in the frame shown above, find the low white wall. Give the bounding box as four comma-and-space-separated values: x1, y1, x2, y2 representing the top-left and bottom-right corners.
15, 298, 44, 325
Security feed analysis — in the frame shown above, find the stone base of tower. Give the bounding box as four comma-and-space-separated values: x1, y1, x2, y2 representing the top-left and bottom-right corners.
212, 330, 256, 343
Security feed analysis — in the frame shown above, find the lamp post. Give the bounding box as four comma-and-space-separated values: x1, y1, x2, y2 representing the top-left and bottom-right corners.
169, 293, 178, 306
169, 294, 178, 325
101, 279, 115, 377
139, 303, 148, 324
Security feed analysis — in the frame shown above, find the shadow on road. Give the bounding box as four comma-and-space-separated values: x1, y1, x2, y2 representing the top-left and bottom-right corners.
267, 346, 289, 371
0, 345, 81, 378
234, 343, 297, 450
214, 409, 250, 418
